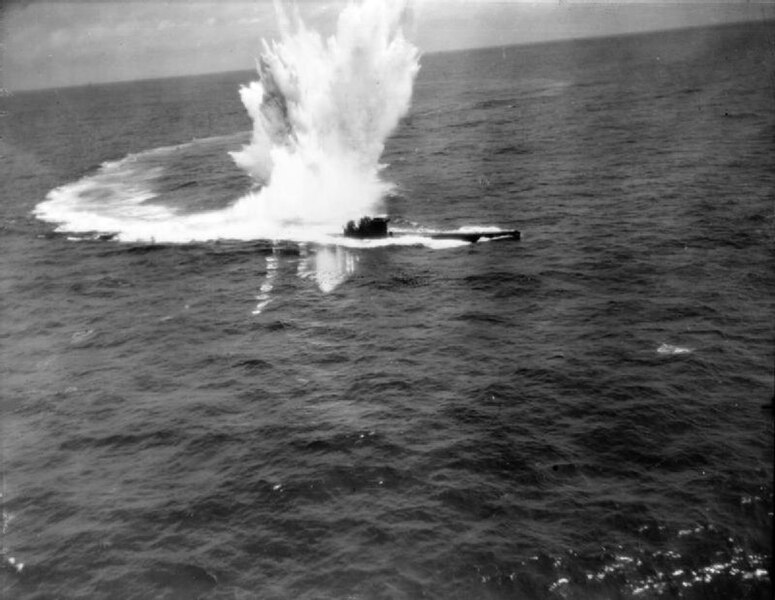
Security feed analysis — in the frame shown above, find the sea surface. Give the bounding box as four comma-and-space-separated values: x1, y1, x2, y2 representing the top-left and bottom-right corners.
1, 21, 773, 599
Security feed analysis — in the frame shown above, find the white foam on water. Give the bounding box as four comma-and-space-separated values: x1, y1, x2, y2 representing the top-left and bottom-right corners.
253, 253, 280, 315
309, 246, 358, 293
657, 343, 693, 355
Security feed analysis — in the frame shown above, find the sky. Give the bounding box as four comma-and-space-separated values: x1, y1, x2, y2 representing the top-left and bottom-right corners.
2, 0, 773, 91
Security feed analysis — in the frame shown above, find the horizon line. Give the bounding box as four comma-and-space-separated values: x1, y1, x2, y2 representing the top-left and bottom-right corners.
6, 16, 772, 94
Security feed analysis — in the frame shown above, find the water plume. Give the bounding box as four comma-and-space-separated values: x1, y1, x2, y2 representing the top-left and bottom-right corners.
229, 0, 420, 227
35, 0, 420, 243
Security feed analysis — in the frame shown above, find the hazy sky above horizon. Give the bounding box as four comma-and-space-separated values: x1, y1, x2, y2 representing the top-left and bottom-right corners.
3, 0, 773, 90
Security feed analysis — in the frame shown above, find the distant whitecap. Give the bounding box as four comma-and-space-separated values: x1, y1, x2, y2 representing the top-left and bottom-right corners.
657, 343, 693, 355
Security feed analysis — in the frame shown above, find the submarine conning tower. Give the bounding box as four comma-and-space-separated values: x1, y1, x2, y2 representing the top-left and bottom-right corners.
344, 217, 390, 239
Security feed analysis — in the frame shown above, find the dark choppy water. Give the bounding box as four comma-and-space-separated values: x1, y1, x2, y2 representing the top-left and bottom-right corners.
1, 22, 773, 599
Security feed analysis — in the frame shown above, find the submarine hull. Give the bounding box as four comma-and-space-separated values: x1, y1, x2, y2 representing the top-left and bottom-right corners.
343, 217, 520, 243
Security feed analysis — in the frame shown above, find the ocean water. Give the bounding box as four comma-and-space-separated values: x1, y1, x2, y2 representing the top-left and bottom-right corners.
1, 19, 773, 600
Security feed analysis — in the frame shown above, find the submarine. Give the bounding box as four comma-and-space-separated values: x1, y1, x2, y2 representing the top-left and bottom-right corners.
343, 217, 520, 244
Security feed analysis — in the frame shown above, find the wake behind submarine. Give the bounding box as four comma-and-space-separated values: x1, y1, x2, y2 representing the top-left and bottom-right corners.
343, 217, 520, 243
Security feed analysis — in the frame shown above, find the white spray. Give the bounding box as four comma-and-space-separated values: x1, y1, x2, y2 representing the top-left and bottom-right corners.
230, 0, 420, 226
35, 0, 420, 243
